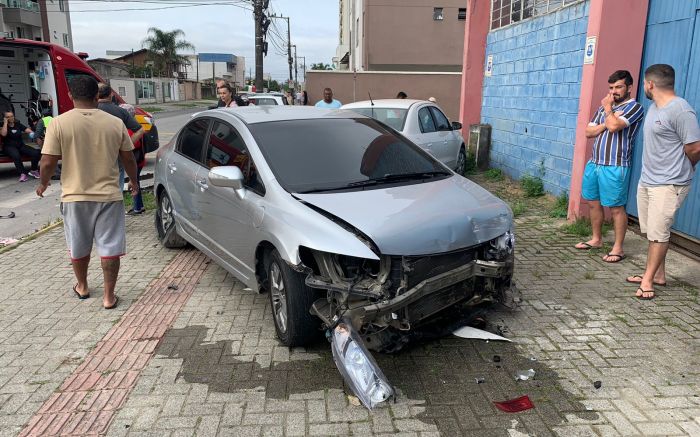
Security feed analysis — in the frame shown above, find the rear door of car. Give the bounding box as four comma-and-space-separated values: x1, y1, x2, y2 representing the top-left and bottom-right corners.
413, 105, 442, 160
167, 117, 211, 242
194, 119, 267, 281
428, 106, 459, 167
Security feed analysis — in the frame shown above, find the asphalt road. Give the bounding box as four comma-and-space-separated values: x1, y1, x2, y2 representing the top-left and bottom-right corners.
0, 106, 202, 241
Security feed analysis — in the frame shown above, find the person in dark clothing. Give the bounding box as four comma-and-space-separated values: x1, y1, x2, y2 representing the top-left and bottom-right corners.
1, 111, 39, 182
34, 107, 61, 180
97, 83, 143, 190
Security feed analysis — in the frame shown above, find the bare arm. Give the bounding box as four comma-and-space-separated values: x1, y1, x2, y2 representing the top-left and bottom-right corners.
0, 118, 8, 137
130, 127, 145, 146
36, 154, 60, 197
585, 123, 606, 138
603, 111, 628, 133
685, 140, 700, 166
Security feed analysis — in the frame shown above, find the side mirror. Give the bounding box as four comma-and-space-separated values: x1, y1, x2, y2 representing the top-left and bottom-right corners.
451, 121, 463, 131
208, 166, 244, 190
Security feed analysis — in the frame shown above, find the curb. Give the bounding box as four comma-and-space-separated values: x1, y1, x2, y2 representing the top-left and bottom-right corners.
0, 219, 64, 255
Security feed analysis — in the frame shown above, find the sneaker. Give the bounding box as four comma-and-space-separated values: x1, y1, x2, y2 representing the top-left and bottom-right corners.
18, 173, 29, 182
126, 208, 145, 216
28, 170, 40, 179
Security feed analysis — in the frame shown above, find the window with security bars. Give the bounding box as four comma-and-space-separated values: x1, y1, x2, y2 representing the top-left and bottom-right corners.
491, 0, 581, 30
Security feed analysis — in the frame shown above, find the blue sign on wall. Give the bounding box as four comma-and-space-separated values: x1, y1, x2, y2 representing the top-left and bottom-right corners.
198, 53, 235, 63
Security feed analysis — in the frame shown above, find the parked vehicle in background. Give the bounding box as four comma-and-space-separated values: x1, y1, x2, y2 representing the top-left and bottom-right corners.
342, 99, 467, 175
0, 37, 158, 164
245, 93, 288, 106
153, 106, 515, 409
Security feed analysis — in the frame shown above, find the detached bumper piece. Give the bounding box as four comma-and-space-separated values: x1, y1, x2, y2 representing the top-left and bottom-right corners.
329, 318, 395, 409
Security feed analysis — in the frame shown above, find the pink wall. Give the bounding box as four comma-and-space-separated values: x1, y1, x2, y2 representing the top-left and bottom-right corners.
458, 0, 490, 131
568, 0, 649, 219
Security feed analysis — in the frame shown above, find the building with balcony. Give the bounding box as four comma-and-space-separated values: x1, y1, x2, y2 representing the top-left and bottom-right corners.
0, 1, 72, 49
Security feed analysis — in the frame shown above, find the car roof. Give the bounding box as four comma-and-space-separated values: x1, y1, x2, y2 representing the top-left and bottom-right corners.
206, 106, 366, 124
341, 99, 426, 109
246, 93, 283, 98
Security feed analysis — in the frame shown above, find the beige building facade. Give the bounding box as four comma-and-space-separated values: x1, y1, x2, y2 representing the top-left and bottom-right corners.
335, 0, 467, 72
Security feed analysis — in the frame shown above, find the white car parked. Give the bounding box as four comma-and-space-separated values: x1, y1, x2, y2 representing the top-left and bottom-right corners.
342, 99, 467, 175
245, 93, 288, 106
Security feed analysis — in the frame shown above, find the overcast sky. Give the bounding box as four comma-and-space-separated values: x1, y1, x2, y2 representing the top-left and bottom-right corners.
70, 0, 339, 81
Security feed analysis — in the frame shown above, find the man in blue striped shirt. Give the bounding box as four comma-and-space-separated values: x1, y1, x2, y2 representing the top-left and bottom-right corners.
575, 70, 645, 263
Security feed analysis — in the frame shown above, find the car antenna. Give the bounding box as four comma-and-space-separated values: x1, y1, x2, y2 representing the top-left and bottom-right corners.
368, 92, 375, 118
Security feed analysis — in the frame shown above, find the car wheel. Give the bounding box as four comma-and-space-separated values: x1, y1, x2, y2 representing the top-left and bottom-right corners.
155, 190, 187, 248
267, 249, 319, 347
455, 146, 467, 175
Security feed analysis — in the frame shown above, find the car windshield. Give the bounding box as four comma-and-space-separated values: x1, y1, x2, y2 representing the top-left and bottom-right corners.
345, 107, 408, 131
248, 118, 449, 193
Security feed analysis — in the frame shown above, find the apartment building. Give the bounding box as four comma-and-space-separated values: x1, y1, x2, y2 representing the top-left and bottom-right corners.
0, 0, 72, 50
334, 0, 467, 72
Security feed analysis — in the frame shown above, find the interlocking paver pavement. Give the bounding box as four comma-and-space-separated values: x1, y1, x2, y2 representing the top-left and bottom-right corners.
1, 184, 699, 436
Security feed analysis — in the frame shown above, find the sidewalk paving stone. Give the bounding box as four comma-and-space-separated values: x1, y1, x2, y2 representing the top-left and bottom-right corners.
2, 178, 699, 435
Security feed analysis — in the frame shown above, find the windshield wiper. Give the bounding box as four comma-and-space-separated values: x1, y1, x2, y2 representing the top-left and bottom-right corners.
297, 171, 450, 194
342, 171, 450, 188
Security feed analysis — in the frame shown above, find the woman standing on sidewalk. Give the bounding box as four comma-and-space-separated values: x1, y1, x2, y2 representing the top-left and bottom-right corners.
217, 84, 238, 108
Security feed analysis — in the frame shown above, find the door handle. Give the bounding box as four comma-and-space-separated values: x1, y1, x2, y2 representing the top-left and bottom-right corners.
168, 163, 177, 173
197, 179, 208, 191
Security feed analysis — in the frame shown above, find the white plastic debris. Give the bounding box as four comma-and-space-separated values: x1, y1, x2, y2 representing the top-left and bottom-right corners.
515, 369, 536, 381
452, 326, 512, 342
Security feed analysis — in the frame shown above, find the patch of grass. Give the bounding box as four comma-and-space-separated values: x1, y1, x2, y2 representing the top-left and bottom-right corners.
173, 102, 200, 108
584, 271, 595, 280
484, 168, 504, 181
550, 192, 569, 218
464, 151, 477, 175
123, 189, 156, 211
509, 200, 527, 217
141, 106, 164, 113
521, 174, 545, 197
561, 218, 593, 237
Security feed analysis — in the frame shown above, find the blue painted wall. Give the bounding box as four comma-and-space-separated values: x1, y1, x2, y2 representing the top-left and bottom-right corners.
481, 1, 589, 194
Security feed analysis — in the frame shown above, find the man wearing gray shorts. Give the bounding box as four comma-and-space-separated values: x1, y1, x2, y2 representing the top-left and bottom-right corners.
626, 64, 700, 299
36, 75, 139, 309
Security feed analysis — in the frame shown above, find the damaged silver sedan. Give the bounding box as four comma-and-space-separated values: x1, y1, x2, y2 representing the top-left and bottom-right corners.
153, 107, 516, 408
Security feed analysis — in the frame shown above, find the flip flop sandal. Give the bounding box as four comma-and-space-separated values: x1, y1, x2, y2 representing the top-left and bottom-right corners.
575, 242, 602, 250
636, 287, 655, 300
626, 274, 667, 287
73, 284, 89, 299
603, 253, 626, 263
104, 296, 119, 310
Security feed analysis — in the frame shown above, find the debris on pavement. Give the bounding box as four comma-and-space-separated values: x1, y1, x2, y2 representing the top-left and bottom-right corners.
494, 395, 535, 413
515, 369, 536, 381
167, 284, 179, 290
593, 380, 602, 389
348, 395, 361, 406
452, 326, 512, 342
0, 211, 16, 219
475, 377, 485, 384
0, 237, 19, 246
493, 355, 501, 362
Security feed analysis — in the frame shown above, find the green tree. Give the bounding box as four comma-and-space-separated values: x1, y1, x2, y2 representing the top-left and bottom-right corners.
310, 63, 333, 71
142, 27, 195, 77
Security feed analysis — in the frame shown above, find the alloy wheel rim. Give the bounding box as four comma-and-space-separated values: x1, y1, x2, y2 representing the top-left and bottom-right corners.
269, 262, 288, 334
457, 150, 466, 174
160, 196, 173, 230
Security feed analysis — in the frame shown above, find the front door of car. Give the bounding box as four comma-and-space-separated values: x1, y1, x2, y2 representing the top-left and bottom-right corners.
429, 106, 460, 168
414, 106, 441, 160
194, 120, 266, 282
167, 117, 210, 241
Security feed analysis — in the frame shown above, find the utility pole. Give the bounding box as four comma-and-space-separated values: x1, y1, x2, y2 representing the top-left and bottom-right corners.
271, 14, 292, 87
253, 0, 264, 91
292, 45, 298, 90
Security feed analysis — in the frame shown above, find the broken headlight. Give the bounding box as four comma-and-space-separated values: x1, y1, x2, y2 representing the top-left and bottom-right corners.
487, 230, 515, 260
330, 319, 394, 409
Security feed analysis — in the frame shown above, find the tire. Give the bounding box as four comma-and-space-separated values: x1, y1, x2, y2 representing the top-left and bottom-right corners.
155, 190, 187, 248
455, 146, 467, 176
267, 249, 319, 347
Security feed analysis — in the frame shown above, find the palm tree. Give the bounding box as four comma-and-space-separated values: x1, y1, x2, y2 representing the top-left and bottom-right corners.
142, 27, 195, 78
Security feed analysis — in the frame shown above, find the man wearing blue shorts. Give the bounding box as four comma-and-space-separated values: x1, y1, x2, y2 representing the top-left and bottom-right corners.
575, 70, 644, 262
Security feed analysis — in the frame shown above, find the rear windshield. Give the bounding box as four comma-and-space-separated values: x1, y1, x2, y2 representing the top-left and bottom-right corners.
251, 97, 278, 106
248, 118, 445, 193
345, 107, 408, 131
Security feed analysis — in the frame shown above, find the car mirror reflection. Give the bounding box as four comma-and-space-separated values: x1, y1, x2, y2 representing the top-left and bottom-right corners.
208, 166, 245, 190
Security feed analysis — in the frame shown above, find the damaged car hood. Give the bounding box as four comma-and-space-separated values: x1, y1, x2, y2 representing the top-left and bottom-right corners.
295, 176, 512, 256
